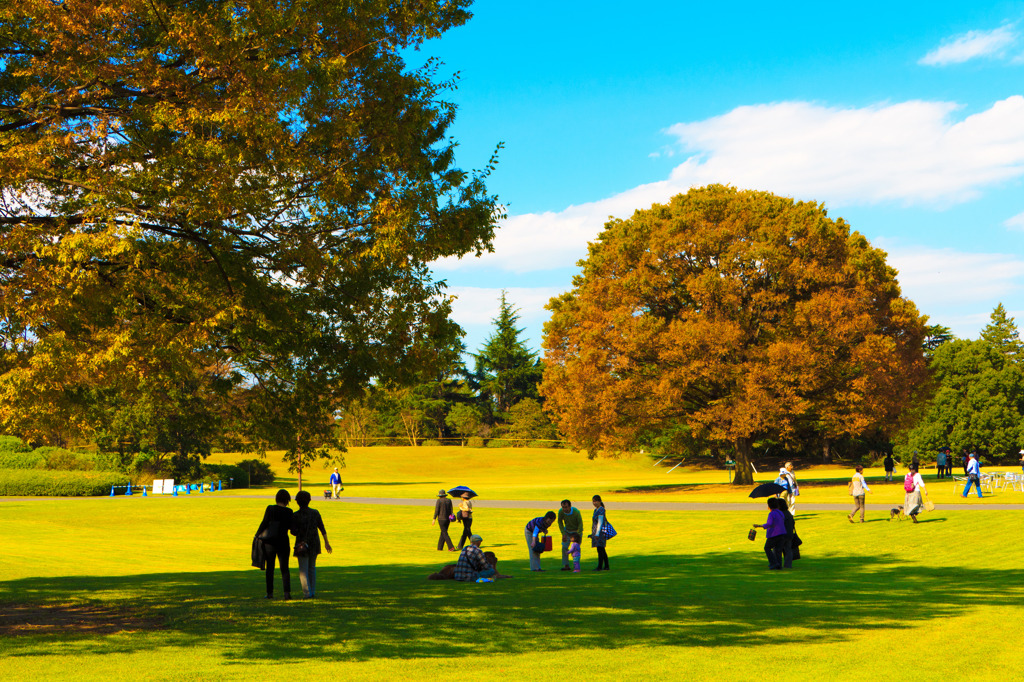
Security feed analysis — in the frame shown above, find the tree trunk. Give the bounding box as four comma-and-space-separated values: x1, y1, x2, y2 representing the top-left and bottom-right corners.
822, 438, 832, 464
296, 450, 303, 492
732, 437, 755, 485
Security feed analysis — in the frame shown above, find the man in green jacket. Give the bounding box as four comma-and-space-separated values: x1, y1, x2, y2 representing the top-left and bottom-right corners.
557, 499, 584, 571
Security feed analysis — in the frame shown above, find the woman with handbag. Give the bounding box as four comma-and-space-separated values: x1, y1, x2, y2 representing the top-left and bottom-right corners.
589, 495, 611, 571
432, 489, 456, 552
456, 492, 474, 550
255, 489, 294, 599
290, 490, 332, 599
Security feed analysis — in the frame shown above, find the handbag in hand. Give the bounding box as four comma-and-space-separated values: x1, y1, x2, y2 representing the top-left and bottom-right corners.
294, 540, 310, 557
748, 528, 757, 541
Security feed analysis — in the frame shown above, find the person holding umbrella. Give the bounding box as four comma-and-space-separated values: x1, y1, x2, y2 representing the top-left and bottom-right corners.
449, 487, 476, 550
432, 489, 456, 552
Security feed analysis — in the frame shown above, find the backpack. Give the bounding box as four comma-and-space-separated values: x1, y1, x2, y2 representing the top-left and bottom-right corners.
904, 472, 915, 493
774, 475, 790, 491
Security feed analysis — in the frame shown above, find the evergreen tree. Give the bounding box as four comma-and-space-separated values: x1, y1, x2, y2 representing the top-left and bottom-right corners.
474, 292, 544, 414
980, 303, 1023, 362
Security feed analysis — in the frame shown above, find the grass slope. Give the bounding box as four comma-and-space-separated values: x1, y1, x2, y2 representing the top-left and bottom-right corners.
209, 446, 1024, 507
2, 449, 1023, 680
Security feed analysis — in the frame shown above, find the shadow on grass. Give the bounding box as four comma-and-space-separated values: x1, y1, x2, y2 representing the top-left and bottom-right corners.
3, 550, 1023, 664
614, 484, 707, 494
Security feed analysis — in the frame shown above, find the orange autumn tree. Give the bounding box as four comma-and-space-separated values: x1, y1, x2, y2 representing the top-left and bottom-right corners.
541, 185, 928, 484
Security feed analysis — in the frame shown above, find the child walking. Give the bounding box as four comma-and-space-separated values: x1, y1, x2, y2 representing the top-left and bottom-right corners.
567, 533, 581, 572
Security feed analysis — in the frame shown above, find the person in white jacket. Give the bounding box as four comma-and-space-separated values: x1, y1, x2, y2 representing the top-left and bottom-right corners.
779, 462, 799, 514
848, 464, 872, 522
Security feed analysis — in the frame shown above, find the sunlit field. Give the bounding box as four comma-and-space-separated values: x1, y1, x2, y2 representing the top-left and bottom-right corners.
210, 445, 1024, 507
2, 448, 1023, 680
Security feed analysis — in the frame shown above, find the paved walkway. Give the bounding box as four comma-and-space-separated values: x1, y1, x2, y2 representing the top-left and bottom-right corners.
5, 495, 1023, 511
218, 495, 1024, 512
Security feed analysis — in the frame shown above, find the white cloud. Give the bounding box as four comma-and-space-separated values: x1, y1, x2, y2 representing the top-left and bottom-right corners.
1005, 211, 1024, 230
436, 97, 1024, 274
447, 285, 562, 325
919, 25, 1018, 66
883, 245, 1023, 309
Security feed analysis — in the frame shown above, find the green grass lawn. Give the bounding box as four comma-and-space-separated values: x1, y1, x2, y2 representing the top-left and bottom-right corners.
209, 445, 1024, 507
2, 483, 1023, 680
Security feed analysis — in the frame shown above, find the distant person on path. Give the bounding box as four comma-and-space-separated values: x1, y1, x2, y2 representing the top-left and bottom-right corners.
557, 499, 584, 571
848, 465, 871, 522
883, 453, 895, 482
944, 450, 954, 478
936, 450, 946, 479
904, 464, 927, 523
963, 452, 983, 498
753, 498, 786, 569
454, 535, 497, 582
329, 467, 343, 498
590, 495, 610, 571
1019, 449, 1024, 474
778, 462, 799, 514
256, 489, 294, 599
777, 498, 799, 568
456, 492, 474, 550
291, 490, 332, 599
525, 512, 557, 571
432, 489, 456, 552
961, 449, 970, 475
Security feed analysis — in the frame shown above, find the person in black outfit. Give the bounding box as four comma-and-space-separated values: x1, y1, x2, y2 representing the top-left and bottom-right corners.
432, 489, 456, 551
777, 498, 798, 568
256, 489, 294, 599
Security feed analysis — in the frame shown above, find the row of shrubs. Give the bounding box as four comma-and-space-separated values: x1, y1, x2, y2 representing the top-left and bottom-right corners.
0, 469, 131, 497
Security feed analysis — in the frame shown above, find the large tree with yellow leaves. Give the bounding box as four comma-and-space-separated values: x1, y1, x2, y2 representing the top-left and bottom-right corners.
0, 0, 498, 476
541, 185, 928, 484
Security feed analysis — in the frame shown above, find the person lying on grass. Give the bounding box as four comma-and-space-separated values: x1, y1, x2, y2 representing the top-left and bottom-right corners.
428, 550, 511, 580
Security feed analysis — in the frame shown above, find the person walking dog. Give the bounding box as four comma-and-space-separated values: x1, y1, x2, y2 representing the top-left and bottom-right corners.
329, 467, 343, 498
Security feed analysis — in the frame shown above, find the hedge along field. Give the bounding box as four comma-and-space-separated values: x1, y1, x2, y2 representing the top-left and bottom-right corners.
207, 446, 1024, 507
1, 495, 1023, 681
0, 469, 129, 496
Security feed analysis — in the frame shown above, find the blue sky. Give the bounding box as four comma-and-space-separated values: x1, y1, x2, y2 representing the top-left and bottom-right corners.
418, 1, 1024, 355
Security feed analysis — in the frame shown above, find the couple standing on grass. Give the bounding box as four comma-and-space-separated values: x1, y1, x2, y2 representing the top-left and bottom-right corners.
254, 489, 332, 600
527, 496, 612, 572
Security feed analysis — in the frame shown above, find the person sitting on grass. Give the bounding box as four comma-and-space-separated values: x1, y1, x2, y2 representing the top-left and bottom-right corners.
453, 534, 497, 582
